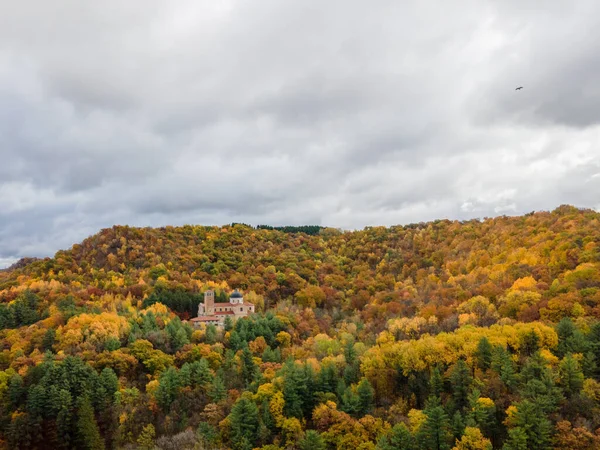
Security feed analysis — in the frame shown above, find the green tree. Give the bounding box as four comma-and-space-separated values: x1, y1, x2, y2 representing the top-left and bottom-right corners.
505, 400, 552, 450
559, 354, 584, 398
209, 373, 227, 402
502, 427, 528, 450
520, 330, 540, 357
156, 367, 181, 411
299, 430, 326, 450
224, 316, 234, 332
42, 328, 56, 352
205, 324, 217, 344
241, 346, 258, 387
430, 367, 444, 398
450, 360, 472, 412
418, 397, 452, 450
475, 337, 492, 371
491, 346, 516, 389
76, 396, 105, 450
229, 397, 260, 450
357, 378, 375, 415
556, 318, 587, 358
377, 423, 415, 450
282, 360, 308, 419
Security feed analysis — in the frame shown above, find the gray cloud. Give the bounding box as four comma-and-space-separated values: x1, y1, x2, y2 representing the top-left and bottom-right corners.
1, 0, 600, 267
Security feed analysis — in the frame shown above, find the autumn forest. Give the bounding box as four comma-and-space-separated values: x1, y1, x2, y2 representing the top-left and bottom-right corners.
2, 205, 600, 449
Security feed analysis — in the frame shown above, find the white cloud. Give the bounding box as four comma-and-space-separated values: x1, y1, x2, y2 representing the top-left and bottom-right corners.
0, 0, 600, 259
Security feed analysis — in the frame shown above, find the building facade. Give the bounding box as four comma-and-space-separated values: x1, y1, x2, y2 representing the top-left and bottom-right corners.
190, 289, 254, 328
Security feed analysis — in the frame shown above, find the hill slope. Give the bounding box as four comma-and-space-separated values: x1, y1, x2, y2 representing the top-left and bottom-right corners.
1, 205, 600, 449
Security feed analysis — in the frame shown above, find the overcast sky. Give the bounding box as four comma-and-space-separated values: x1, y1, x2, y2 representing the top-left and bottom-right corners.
1, 0, 600, 266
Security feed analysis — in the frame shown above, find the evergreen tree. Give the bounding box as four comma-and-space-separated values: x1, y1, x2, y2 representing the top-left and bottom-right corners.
42, 328, 56, 352
209, 374, 227, 402
224, 316, 234, 332
556, 318, 587, 358
282, 360, 307, 419
559, 354, 584, 397
181, 359, 212, 389
341, 385, 360, 416
343, 339, 360, 384
301, 362, 317, 417
521, 353, 563, 414
377, 423, 415, 450
205, 324, 217, 344
582, 351, 597, 378
229, 397, 260, 450
475, 337, 492, 371
76, 396, 105, 450
520, 330, 540, 357
450, 360, 472, 412
502, 427, 528, 450
504, 400, 552, 450
429, 367, 444, 399
299, 430, 326, 450
56, 389, 74, 449
451, 410, 465, 442
319, 363, 337, 393
156, 367, 181, 411
357, 378, 375, 415
418, 397, 452, 450
491, 346, 516, 389
241, 346, 258, 387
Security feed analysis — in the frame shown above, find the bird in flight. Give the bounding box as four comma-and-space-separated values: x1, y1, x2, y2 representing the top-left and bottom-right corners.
515, 86, 523, 90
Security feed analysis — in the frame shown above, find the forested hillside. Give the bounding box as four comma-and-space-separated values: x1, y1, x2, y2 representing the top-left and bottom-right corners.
2, 205, 600, 449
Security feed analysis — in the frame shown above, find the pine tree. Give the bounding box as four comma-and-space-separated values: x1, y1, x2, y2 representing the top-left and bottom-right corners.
298, 430, 326, 450
341, 385, 360, 416
505, 400, 552, 450
42, 328, 56, 352
475, 337, 492, 371
156, 367, 181, 411
357, 378, 375, 415
377, 423, 415, 450
319, 363, 337, 393
209, 374, 227, 402
520, 330, 540, 357
76, 396, 105, 450
451, 410, 465, 442
502, 427, 528, 450
430, 367, 444, 398
559, 354, 584, 397
229, 397, 260, 450
224, 316, 234, 332
301, 362, 317, 417
205, 324, 217, 344
241, 346, 258, 387
283, 360, 306, 419
491, 346, 516, 389
450, 360, 472, 412
418, 397, 452, 450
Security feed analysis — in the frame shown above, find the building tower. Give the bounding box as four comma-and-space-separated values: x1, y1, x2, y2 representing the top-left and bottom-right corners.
230, 289, 243, 304
204, 290, 215, 315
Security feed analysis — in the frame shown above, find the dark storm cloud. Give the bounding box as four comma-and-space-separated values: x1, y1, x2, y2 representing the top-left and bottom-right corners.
1, 0, 600, 267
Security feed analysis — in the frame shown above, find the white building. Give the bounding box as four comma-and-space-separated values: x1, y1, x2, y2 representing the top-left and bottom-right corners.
190, 289, 254, 328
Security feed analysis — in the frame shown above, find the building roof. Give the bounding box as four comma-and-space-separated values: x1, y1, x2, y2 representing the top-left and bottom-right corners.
230, 290, 243, 298
213, 301, 254, 307
215, 310, 235, 315
214, 302, 235, 307
190, 316, 222, 322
